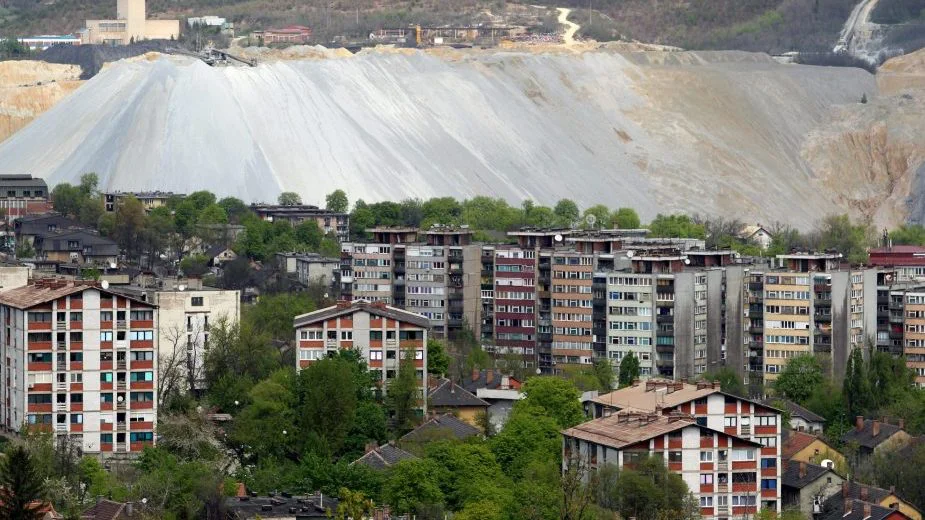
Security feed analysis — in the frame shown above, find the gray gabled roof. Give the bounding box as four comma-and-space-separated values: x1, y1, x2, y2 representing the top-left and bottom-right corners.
351, 443, 416, 470
817, 494, 908, 520
428, 379, 489, 408
401, 413, 481, 443
781, 461, 833, 490
842, 420, 904, 449
293, 300, 430, 329
763, 398, 826, 424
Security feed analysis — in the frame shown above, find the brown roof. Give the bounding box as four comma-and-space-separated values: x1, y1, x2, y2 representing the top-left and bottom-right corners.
0, 280, 154, 310
562, 412, 697, 449
782, 430, 830, 460
81, 500, 126, 520
293, 300, 430, 328
592, 379, 719, 411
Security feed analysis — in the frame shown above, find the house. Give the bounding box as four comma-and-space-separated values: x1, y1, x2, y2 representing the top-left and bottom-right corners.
0, 174, 52, 220
427, 378, 488, 426
462, 370, 523, 431
739, 224, 773, 250
36, 230, 120, 266
782, 431, 847, 472
252, 25, 313, 45
400, 413, 482, 444
205, 244, 237, 267
764, 398, 826, 433
781, 461, 844, 516
81, 499, 148, 519
831, 481, 922, 520
352, 441, 416, 470
276, 252, 339, 287
251, 204, 348, 241
817, 484, 915, 520
83, 0, 180, 45
14, 213, 83, 247
562, 411, 768, 519
842, 417, 911, 460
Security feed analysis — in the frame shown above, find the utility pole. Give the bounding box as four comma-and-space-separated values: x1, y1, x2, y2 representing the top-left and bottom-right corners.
589, 0, 592, 27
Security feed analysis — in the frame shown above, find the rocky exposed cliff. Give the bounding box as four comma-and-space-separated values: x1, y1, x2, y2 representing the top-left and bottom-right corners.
0, 61, 83, 143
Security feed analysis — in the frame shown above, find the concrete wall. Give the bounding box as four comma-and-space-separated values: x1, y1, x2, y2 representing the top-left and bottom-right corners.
724, 266, 746, 378
706, 269, 724, 371
0, 266, 29, 292
830, 271, 850, 381
674, 272, 694, 379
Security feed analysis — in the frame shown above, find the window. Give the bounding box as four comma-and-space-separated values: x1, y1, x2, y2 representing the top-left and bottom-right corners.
70, 312, 82, 322
100, 433, 113, 444
341, 331, 353, 340
70, 331, 82, 342
28, 353, 52, 363
101, 311, 113, 321
29, 312, 52, 322
130, 432, 154, 442
70, 373, 82, 383
757, 437, 777, 448
732, 448, 755, 461
370, 351, 383, 360
130, 392, 154, 402
191, 297, 204, 306
101, 373, 114, 383
129, 331, 154, 341
732, 496, 757, 506
69, 352, 83, 362
700, 451, 714, 462
100, 331, 113, 341
129, 310, 153, 320
732, 473, 757, 484
668, 451, 682, 463
130, 351, 154, 361
70, 414, 83, 424
700, 496, 714, 507
27, 394, 52, 404
700, 474, 714, 485
761, 479, 777, 490
757, 416, 777, 426
101, 393, 114, 403
130, 371, 154, 382
761, 458, 777, 469
724, 417, 737, 428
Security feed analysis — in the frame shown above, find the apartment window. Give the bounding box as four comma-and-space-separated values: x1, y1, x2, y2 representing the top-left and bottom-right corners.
756, 416, 777, 426
101, 311, 113, 321
761, 479, 777, 490
370, 351, 383, 360
700, 497, 714, 507
757, 437, 777, 448
668, 451, 682, 463
732, 496, 757, 506
191, 297, 204, 307
101, 393, 114, 403
70, 414, 83, 424
130, 371, 154, 382
761, 458, 777, 469
130, 432, 154, 442
340, 331, 353, 341
69, 352, 83, 362
29, 312, 52, 322
724, 417, 737, 428
70, 332, 82, 342
101, 373, 113, 383
732, 473, 757, 484
70, 312, 82, 322
100, 434, 113, 444
130, 392, 154, 402
27, 394, 52, 404
100, 331, 113, 341
700, 474, 714, 485
130, 351, 154, 361
70, 373, 82, 383
700, 451, 714, 462
732, 448, 755, 461
129, 331, 154, 341
28, 353, 52, 363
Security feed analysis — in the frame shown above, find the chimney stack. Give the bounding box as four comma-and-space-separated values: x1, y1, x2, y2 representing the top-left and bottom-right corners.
501, 375, 510, 389
364, 441, 378, 454
864, 503, 871, 519
889, 485, 895, 495
842, 481, 850, 499
713, 380, 721, 390
486, 371, 494, 385
856, 416, 865, 432
472, 369, 479, 382
898, 419, 905, 430
800, 461, 807, 478
872, 420, 880, 437
126, 503, 134, 517
861, 486, 869, 501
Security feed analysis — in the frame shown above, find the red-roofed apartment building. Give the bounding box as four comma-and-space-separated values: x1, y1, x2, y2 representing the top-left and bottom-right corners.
563, 412, 766, 519
252, 25, 312, 44
294, 300, 428, 413
0, 279, 158, 456
586, 379, 783, 515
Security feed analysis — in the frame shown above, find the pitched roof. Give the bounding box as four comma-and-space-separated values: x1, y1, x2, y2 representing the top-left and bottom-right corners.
224, 494, 337, 518
351, 443, 416, 470
205, 244, 233, 258
461, 370, 522, 392
81, 499, 127, 520
428, 379, 489, 408
562, 412, 695, 449
781, 461, 834, 490
39, 230, 119, 255
0, 280, 154, 310
293, 300, 430, 328
401, 413, 481, 442
842, 419, 905, 449
817, 494, 908, 520
782, 430, 833, 460
763, 398, 826, 424
592, 379, 719, 411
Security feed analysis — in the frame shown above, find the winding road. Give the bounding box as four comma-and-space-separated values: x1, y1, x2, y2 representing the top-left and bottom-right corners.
557, 7, 580, 46
834, 0, 881, 59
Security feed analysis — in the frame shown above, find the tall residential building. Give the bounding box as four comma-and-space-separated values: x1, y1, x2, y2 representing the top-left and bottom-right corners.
293, 300, 428, 413
251, 204, 350, 242
0, 280, 158, 456
588, 379, 784, 514
0, 175, 52, 221
83, 0, 180, 45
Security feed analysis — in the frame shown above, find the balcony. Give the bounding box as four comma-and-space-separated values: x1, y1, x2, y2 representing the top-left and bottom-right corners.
740, 424, 751, 436
116, 320, 127, 329
56, 362, 66, 371
717, 460, 729, 471
56, 341, 66, 350
117, 361, 127, 370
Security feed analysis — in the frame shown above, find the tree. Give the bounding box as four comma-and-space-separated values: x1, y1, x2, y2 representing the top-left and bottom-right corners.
278, 192, 302, 206
612, 207, 641, 229
330, 487, 374, 520
553, 199, 580, 226
815, 214, 874, 265
591, 359, 615, 392
325, 189, 349, 213
618, 352, 640, 388
203, 318, 281, 389
227, 371, 296, 462
0, 446, 46, 520
382, 459, 445, 515
843, 348, 871, 418
873, 443, 925, 511
648, 214, 706, 238
426, 338, 450, 376
179, 254, 209, 277
387, 348, 419, 434
295, 356, 359, 455
582, 205, 611, 229
774, 355, 825, 403
218, 197, 250, 224
599, 456, 691, 520
114, 195, 147, 258
518, 377, 585, 429
699, 367, 746, 396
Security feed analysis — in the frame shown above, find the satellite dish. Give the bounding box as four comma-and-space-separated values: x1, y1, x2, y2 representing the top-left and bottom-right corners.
585, 214, 597, 227
554, 234, 563, 242
117, 395, 124, 402
178, 285, 186, 292
820, 459, 834, 469
684, 258, 691, 265
159, 254, 168, 260
109, 261, 117, 269
101, 280, 110, 290
625, 250, 635, 258
733, 252, 741, 259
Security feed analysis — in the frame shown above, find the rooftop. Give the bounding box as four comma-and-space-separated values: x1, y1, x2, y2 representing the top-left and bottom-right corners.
762, 398, 826, 424
0, 279, 125, 309
781, 430, 832, 460
461, 370, 522, 393
842, 418, 905, 449
401, 413, 481, 443
592, 379, 720, 412
224, 492, 337, 519
563, 412, 711, 449
818, 490, 909, 520
351, 442, 416, 470
294, 300, 430, 329
428, 379, 489, 408
781, 461, 834, 490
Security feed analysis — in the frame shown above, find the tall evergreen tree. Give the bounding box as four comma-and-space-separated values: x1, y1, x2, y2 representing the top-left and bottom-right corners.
0, 446, 46, 520
388, 348, 420, 434
618, 352, 640, 388
843, 348, 871, 418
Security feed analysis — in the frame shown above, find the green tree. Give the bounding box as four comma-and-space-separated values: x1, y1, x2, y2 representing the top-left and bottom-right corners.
382, 459, 445, 515
843, 348, 871, 418
330, 487, 374, 520
422, 197, 462, 226
648, 214, 706, 238
699, 367, 746, 396
387, 348, 419, 434
890, 224, 925, 245
873, 442, 925, 511
0, 446, 45, 520
774, 354, 824, 403
218, 196, 250, 224
295, 356, 358, 455
325, 189, 349, 213
618, 352, 641, 388
816, 214, 874, 264
600, 456, 691, 520
591, 359, 615, 392
227, 371, 296, 462
179, 254, 209, 277
426, 338, 450, 376
203, 318, 281, 389
612, 207, 641, 229
554, 199, 580, 226
582, 205, 611, 229
518, 377, 585, 429
114, 195, 147, 258
278, 191, 302, 206
424, 441, 513, 511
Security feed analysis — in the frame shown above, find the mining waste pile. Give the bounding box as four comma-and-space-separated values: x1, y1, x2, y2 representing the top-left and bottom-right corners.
0, 60, 82, 143
0, 46, 922, 228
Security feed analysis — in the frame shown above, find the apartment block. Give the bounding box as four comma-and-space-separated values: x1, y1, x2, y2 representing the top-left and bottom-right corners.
589, 379, 783, 513
293, 300, 428, 412
0, 280, 158, 456
563, 412, 769, 519
251, 204, 350, 242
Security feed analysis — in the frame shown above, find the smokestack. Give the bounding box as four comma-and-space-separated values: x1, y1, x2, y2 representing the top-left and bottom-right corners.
856, 416, 865, 432
799, 462, 807, 478
872, 421, 880, 437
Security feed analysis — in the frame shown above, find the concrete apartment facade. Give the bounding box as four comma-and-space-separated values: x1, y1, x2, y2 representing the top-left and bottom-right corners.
84, 0, 179, 45
251, 204, 349, 242
0, 175, 52, 221
0, 280, 158, 456
294, 300, 428, 413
